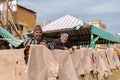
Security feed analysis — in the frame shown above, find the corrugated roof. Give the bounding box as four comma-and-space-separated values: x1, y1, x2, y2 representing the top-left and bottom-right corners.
42, 15, 82, 32
17, 5, 36, 14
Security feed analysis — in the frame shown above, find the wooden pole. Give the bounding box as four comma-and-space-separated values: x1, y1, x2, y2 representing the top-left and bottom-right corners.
6, 0, 8, 28
8, 20, 22, 39
8, 5, 22, 31
0, 20, 5, 28
8, 5, 25, 39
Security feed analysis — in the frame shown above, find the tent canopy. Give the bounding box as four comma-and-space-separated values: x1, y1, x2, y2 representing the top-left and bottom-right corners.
42, 15, 120, 46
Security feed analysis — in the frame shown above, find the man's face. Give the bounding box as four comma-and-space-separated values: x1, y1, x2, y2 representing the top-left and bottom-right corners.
33, 30, 42, 39
60, 35, 68, 43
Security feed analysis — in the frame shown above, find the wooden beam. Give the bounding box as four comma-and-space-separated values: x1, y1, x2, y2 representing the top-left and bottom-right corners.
8, 5, 25, 39
8, 5, 22, 32
6, 0, 8, 28
8, 20, 22, 39
0, 20, 5, 28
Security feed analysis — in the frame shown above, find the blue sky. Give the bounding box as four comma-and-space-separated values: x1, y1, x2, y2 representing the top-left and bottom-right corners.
19, 0, 120, 34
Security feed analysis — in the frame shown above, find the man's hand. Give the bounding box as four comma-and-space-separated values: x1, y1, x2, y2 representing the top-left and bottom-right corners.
64, 47, 74, 54
69, 48, 74, 54
64, 47, 68, 50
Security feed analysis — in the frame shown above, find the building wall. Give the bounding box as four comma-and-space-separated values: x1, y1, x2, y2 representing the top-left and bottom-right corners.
14, 5, 36, 31
89, 20, 106, 30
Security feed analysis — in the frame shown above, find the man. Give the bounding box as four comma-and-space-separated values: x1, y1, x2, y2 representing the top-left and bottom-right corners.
23, 25, 47, 47
52, 33, 73, 53
23, 25, 48, 64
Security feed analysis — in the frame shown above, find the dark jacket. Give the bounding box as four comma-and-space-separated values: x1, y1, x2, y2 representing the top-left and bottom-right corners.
52, 38, 71, 50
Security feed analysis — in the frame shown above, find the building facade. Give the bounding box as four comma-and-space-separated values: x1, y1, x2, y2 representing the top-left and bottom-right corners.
89, 20, 106, 30
14, 5, 36, 32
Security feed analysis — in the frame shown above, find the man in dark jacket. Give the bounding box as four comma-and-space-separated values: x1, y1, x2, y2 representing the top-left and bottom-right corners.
23, 25, 47, 47
23, 25, 48, 64
52, 33, 73, 53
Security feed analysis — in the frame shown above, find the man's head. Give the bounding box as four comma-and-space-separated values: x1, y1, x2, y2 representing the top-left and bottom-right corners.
33, 25, 42, 39
60, 33, 69, 43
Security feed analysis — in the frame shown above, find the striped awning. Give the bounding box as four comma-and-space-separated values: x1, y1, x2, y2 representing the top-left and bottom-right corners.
42, 15, 82, 32
0, 26, 24, 47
